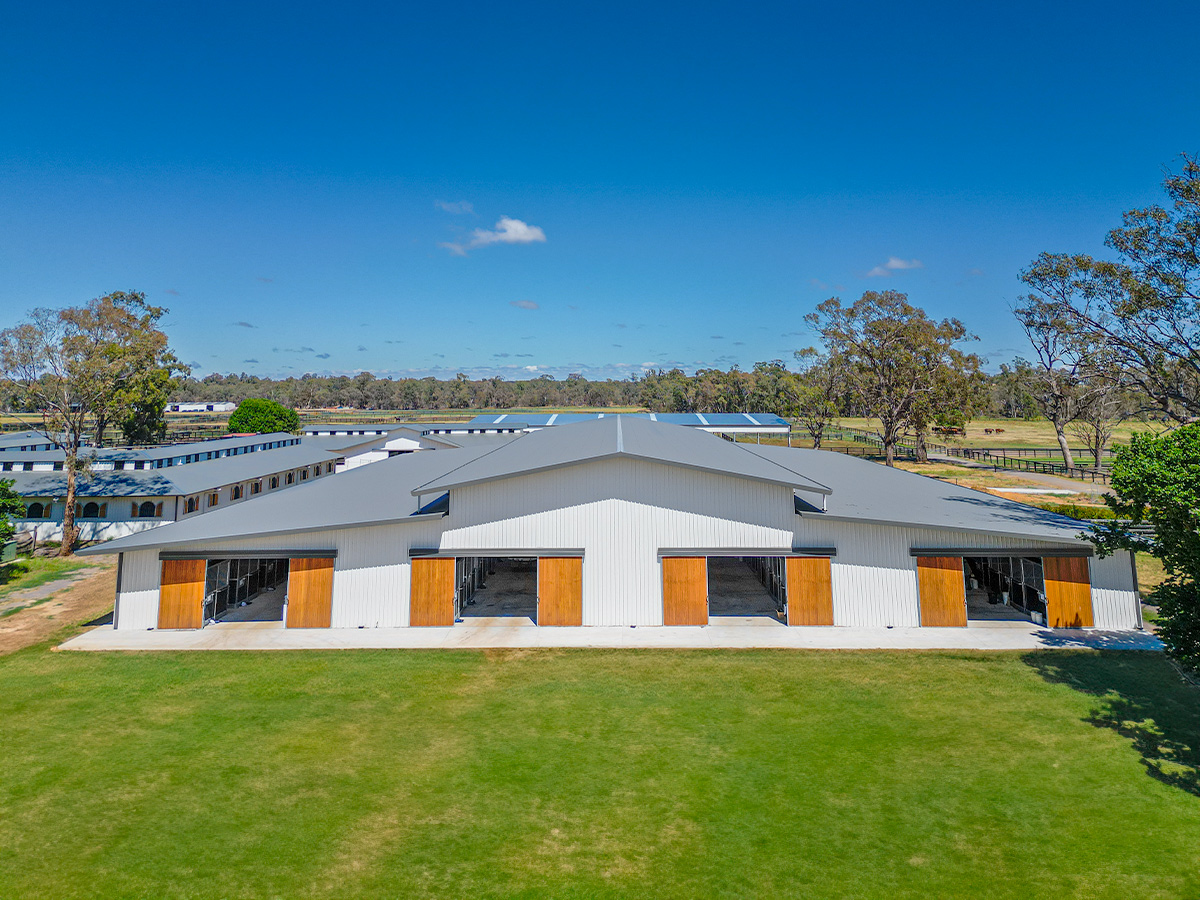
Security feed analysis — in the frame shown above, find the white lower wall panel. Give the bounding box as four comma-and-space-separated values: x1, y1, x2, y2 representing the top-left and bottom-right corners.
442, 459, 796, 626
115, 549, 163, 631
1089, 550, 1140, 630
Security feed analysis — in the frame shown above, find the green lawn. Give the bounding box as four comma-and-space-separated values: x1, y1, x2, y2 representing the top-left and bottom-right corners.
1, 648, 1197, 899
0, 556, 92, 600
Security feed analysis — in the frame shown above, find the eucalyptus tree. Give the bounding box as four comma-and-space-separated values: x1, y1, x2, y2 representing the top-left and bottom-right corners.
0, 292, 185, 553
788, 348, 846, 450
805, 291, 983, 466
1020, 154, 1200, 423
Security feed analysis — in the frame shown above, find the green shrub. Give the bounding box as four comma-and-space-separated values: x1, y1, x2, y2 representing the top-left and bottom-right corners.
1151, 580, 1200, 670
1033, 501, 1116, 520
227, 399, 299, 434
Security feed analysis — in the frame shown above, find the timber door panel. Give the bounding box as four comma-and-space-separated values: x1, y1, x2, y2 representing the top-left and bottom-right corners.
410, 557, 456, 626
1044, 556, 1094, 628
916, 556, 967, 627
662, 557, 708, 625
786, 557, 834, 625
286, 557, 334, 628
538, 556, 583, 626
158, 559, 205, 630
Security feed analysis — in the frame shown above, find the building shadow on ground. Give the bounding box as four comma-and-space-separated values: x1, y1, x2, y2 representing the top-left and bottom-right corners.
1022, 650, 1200, 797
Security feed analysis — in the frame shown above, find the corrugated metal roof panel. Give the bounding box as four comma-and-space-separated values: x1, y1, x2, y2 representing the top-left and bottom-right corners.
77, 445, 499, 554
413, 416, 830, 496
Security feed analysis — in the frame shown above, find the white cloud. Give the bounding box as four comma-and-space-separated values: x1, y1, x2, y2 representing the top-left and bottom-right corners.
865, 256, 924, 277
524, 364, 539, 372
471, 216, 546, 247
436, 200, 474, 215
510, 300, 539, 310
439, 216, 549, 255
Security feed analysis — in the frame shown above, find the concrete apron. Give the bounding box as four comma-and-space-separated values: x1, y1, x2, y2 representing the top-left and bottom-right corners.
60, 622, 1163, 652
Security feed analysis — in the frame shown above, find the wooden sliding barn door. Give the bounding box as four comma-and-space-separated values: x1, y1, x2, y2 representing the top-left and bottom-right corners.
410, 557, 456, 626
786, 556, 834, 625
662, 556, 708, 625
158, 559, 206, 629
916, 556, 967, 627
286, 557, 334, 628
1044, 556, 1094, 628
538, 556, 583, 626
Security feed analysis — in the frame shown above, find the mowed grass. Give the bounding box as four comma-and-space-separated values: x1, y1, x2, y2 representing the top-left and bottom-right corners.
0, 556, 93, 599
1, 648, 1198, 899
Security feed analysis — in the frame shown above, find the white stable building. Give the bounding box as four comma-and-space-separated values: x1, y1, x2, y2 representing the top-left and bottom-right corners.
81, 416, 1141, 633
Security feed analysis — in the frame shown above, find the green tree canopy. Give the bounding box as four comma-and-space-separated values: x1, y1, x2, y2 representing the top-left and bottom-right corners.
1019, 154, 1200, 424
227, 398, 300, 434
805, 290, 983, 465
0, 291, 185, 554
1094, 425, 1200, 670
0, 479, 25, 546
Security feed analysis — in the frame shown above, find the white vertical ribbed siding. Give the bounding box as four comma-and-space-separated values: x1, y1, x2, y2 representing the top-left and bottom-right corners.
1089, 550, 1140, 629
115, 549, 162, 630
789, 517, 1141, 628
174, 522, 445, 628
442, 459, 795, 626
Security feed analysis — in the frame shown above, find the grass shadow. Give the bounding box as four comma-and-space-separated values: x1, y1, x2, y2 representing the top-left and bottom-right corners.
0, 560, 34, 589
1023, 650, 1200, 796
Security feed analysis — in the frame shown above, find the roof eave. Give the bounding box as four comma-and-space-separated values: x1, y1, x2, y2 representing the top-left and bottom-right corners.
76, 508, 450, 557
795, 509, 1095, 547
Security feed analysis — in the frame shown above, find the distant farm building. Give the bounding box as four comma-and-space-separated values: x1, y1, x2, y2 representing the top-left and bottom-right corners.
168, 402, 237, 413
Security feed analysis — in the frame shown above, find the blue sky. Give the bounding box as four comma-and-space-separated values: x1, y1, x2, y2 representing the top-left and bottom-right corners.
2, 1, 1199, 380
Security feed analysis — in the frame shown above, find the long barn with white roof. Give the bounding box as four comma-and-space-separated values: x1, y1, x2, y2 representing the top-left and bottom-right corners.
80, 416, 1141, 633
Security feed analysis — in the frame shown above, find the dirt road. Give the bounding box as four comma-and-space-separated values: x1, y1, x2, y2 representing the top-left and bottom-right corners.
0, 564, 117, 655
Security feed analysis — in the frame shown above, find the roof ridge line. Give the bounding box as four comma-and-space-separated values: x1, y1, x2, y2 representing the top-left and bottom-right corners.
739, 444, 833, 494
410, 435, 525, 495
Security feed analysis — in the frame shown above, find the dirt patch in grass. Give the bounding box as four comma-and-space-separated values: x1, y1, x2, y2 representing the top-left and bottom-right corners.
0, 563, 116, 655
893, 461, 1063, 492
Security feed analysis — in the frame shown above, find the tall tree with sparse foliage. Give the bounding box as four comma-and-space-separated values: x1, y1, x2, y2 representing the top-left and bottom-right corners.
805, 291, 982, 465
0, 292, 185, 554
789, 348, 845, 449
1019, 154, 1200, 423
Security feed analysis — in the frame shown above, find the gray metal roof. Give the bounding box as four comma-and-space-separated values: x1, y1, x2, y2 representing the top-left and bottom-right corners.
301, 424, 397, 435
79, 445, 498, 554
434, 432, 524, 449
77, 418, 1095, 556
0, 431, 58, 451
301, 433, 393, 453
156, 445, 340, 494
0, 432, 299, 463
411, 416, 832, 497
6, 444, 339, 499
745, 444, 1093, 545
133, 432, 300, 460
464, 412, 791, 430
4, 470, 182, 498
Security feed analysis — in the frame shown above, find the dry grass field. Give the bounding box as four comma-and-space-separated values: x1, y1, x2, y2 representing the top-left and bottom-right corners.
837, 417, 1168, 450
